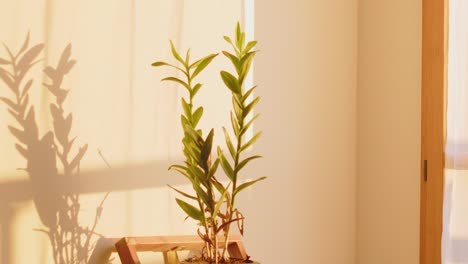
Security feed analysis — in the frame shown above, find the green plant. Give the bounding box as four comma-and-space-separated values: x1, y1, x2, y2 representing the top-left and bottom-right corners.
152, 23, 265, 264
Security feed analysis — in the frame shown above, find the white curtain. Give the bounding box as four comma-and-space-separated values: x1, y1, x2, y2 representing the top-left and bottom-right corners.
0, 1, 246, 263
444, 0, 468, 263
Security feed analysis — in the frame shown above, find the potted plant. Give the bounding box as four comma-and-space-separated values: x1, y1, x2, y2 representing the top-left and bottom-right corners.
152, 23, 265, 264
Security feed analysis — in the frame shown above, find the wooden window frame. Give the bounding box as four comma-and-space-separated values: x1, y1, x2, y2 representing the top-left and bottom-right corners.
420, 0, 448, 263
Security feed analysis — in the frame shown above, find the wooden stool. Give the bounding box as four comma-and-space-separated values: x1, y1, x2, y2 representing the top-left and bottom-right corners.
115, 235, 247, 264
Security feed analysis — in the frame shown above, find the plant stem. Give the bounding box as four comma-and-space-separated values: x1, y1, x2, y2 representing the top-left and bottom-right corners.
186, 67, 217, 261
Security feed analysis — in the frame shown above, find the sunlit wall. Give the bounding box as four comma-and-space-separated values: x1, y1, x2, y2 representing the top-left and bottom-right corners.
0, 1, 249, 263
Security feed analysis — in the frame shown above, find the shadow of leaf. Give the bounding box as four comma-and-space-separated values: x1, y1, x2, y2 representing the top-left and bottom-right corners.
0, 34, 111, 264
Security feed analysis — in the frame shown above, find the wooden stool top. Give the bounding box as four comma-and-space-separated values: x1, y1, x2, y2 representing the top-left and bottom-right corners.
115, 235, 247, 264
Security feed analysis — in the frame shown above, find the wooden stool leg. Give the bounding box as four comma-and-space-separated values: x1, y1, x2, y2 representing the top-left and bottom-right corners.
163, 250, 179, 264
115, 238, 141, 264
227, 241, 247, 260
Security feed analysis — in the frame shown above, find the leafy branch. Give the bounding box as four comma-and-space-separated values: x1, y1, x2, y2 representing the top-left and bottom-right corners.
218, 22, 266, 259
152, 23, 265, 264
152, 42, 227, 262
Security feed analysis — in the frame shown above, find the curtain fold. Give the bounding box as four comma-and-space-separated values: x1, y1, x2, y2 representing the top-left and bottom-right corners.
444, 0, 468, 263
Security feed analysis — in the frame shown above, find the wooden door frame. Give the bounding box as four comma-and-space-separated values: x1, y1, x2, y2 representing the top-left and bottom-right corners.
420, 0, 448, 263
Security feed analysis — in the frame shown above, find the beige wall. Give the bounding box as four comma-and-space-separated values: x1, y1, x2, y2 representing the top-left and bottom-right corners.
357, 0, 421, 263
0, 0, 423, 263
252, 0, 421, 263
245, 0, 358, 263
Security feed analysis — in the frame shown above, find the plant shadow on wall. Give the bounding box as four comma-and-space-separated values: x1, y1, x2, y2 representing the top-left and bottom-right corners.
0, 34, 110, 264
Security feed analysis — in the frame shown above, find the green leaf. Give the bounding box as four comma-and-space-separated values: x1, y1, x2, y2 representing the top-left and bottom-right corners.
192, 106, 203, 127
242, 86, 257, 103
222, 51, 240, 73
223, 127, 236, 159
191, 54, 218, 79
192, 83, 202, 97
233, 177, 266, 197
185, 144, 201, 164
230, 111, 240, 136
233, 93, 243, 110
218, 147, 234, 181
181, 115, 190, 131
162, 77, 190, 91
216, 217, 245, 234
192, 183, 211, 209
238, 32, 245, 51
200, 129, 214, 171
213, 183, 230, 220
243, 96, 260, 118
185, 48, 191, 65
220, 71, 240, 94
151, 61, 169, 67
182, 122, 202, 147
168, 164, 192, 180
151, 61, 187, 75
169, 164, 189, 172
236, 155, 262, 173
240, 50, 256, 67
188, 165, 207, 185
232, 96, 243, 120
182, 147, 191, 161
176, 198, 203, 221
181, 98, 191, 120
244, 41, 258, 54
212, 178, 226, 195
235, 22, 244, 51
170, 40, 185, 66
239, 51, 256, 83
240, 131, 262, 153
223, 36, 239, 55
184, 141, 201, 162
240, 113, 260, 136
224, 36, 233, 45
208, 158, 220, 179
236, 22, 241, 46
168, 185, 197, 200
